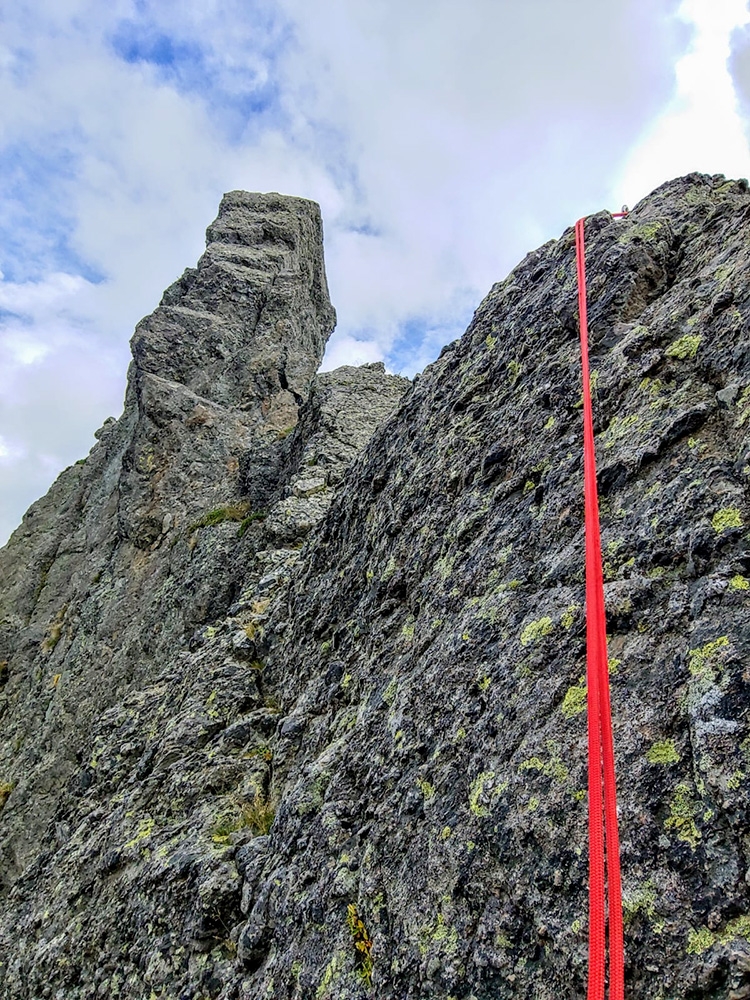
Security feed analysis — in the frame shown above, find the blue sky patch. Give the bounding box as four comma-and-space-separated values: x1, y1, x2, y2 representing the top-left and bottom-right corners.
388, 313, 472, 376
111, 27, 199, 69
0, 142, 104, 285
109, 9, 291, 143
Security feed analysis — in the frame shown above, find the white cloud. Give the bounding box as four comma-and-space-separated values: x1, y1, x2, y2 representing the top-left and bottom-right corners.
615, 0, 750, 205
321, 335, 384, 371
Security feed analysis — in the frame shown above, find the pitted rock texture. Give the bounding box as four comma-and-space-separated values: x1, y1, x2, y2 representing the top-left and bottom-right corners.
2, 173, 750, 1000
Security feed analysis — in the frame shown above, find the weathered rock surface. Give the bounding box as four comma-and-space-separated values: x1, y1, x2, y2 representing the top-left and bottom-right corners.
0, 192, 408, 997
2, 173, 750, 1000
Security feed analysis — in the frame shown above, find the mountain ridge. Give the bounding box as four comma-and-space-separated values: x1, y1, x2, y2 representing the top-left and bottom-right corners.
1, 172, 750, 1000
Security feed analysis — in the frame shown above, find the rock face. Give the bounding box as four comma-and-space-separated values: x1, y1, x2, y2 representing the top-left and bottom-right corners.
1, 173, 750, 1000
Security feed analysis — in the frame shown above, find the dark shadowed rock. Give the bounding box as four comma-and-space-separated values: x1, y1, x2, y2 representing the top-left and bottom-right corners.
2, 173, 750, 1000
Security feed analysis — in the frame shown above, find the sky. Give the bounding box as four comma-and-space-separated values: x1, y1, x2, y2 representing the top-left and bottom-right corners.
1, 0, 750, 545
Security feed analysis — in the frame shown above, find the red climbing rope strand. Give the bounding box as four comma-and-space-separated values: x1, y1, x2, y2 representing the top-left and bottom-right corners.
575, 216, 625, 1000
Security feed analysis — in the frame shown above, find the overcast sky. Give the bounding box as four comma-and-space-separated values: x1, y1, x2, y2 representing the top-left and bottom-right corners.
1, 0, 750, 544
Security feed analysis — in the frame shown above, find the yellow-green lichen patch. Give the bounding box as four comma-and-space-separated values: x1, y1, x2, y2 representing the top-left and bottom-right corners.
125, 817, 155, 849
560, 604, 580, 630
712, 507, 743, 533
520, 616, 553, 647
419, 912, 459, 959
639, 376, 665, 397
561, 684, 587, 719
687, 915, 750, 957
646, 739, 680, 765
622, 879, 661, 930
383, 678, 398, 705
601, 414, 639, 450
664, 783, 701, 849
416, 777, 436, 801
688, 636, 730, 680
619, 220, 667, 244
435, 555, 455, 582
666, 335, 701, 360
468, 770, 507, 817
381, 555, 398, 582
730, 574, 750, 591
315, 954, 341, 999
495, 930, 512, 949
518, 740, 569, 785
687, 926, 715, 955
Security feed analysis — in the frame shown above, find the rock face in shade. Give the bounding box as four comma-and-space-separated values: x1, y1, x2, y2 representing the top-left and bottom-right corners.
1, 173, 750, 1000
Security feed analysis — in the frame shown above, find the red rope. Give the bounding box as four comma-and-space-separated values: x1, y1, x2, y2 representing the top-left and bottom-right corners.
575, 215, 624, 1000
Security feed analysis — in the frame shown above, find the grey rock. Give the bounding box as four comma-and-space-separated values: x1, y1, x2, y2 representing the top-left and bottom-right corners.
2, 173, 750, 1000
0, 191, 408, 1000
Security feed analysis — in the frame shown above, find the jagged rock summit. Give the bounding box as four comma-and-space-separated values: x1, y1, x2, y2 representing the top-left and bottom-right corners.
2, 173, 750, 1000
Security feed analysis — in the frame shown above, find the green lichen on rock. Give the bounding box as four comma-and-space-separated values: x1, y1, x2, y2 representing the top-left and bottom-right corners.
711, 506, 743, 533
686, 926, 715, 955
125, 817, 155, 850
468, 770, 506, 817
401, 617, 416, 641
688, 635, 730, 679
687, 915, 750, 956
518, 740, 569, 784
315, 954, 341, 999
416, 777, 436, 800
601, 413, 639, 449
520, 616, 553, 646
418, 912, 459, 960
664, 783, 701, 849
560, 604, 580, 630
623, 879, 662, 931
730, 573, 750, 591
560, 684, 587, 719
619, 220, 667, 243
736, 386, 750, 427
665, 334, 701, 360
646, 739, 680, 765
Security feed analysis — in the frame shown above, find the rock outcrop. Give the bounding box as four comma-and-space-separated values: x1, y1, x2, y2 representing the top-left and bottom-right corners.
2, 173, 750, 1000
